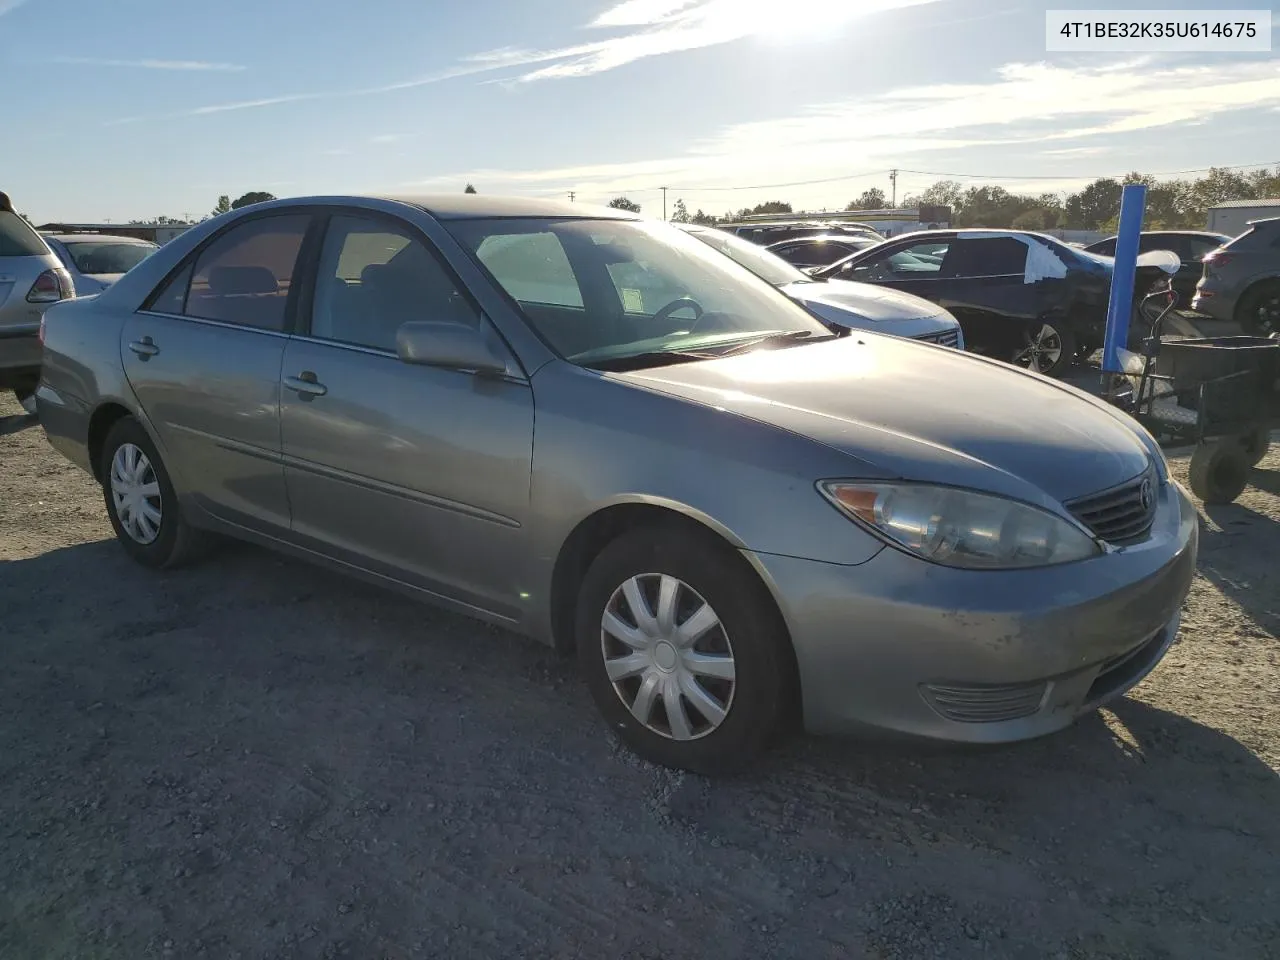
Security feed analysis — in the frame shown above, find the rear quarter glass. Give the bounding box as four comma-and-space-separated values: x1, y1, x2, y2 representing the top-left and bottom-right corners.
0, 211, 51, 257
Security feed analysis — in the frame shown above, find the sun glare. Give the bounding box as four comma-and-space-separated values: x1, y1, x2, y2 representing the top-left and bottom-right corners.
713, 0, 926, 43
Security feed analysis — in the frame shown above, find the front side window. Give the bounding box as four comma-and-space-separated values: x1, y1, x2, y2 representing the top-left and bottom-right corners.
450, 218, 831, 367
310, 215, 478, 352
843, 240, 951, 282
181, 215, 310, 331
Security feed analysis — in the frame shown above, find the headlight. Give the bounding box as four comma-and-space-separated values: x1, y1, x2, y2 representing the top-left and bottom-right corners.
819, 482, 1101, 569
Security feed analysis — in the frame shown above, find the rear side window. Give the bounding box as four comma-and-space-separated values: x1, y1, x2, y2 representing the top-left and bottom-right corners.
1185, 236, 1225, 260
150, 215, 309, 331
943, 237, 1028, 277
1091, 238, 1117, 256
0, 211, 50, 257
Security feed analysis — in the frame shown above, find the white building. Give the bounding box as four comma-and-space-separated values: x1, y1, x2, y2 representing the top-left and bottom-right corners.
1205, 199, 1280, 238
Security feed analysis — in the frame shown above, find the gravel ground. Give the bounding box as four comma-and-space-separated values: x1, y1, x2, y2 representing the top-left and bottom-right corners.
1, 391, 1277, 960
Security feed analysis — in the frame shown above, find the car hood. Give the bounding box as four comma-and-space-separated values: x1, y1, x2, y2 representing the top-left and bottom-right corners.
779, 278, 942, 322
618, 335, 1151, 506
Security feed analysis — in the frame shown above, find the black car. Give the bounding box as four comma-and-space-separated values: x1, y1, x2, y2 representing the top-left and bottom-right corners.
812, 229, 1174, 377
765, 234, 881, 270
1083, 231, 1230, 306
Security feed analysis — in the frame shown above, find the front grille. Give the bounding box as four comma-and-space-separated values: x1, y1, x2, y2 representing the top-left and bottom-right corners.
921, 680, 1049, 723
1065, 468, 1158, 546
914, 328, 960, 348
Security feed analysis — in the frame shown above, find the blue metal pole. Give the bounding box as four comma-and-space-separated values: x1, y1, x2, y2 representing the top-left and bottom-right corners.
1101, 184, 1147, 373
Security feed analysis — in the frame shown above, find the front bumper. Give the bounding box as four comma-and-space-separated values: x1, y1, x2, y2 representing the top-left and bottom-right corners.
751, 479, 1198, 742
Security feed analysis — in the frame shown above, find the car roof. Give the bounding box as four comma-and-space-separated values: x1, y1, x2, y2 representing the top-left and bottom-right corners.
378, 194, 636, 221
42, 233, 157, 244
766, 234, 868, 245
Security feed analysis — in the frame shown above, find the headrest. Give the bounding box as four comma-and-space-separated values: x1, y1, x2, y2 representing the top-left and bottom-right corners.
209, 265, 278, 296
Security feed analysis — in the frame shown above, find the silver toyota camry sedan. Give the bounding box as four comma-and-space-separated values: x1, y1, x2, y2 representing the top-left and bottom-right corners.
36, 195, 1198, 773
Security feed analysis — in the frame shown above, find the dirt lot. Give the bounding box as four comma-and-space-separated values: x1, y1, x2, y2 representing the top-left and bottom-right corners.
1, 391, 1277, 960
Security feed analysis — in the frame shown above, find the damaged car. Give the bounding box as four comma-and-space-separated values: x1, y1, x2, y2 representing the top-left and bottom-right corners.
812, 229, 1176, 377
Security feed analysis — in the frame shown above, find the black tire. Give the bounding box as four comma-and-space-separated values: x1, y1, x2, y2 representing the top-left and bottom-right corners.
575, 525, 791, 775
98, 416, 206, 568
1189, 439, 1251, 505
1011, 320, 1076, 378
12, 377, 38, 415
1240, 427, 1271, 468
1235, 281, 1280, 337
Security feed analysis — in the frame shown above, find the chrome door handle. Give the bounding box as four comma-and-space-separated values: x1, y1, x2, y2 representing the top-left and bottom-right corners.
284, 372, 327, 398
128, 337, 159, 359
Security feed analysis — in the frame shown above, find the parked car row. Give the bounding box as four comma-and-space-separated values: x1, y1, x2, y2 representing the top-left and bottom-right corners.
35, 194, 1197, 773
1, 192, 160, 411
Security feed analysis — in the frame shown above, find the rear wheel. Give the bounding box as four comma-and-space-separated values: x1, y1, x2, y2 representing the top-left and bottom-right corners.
1011, 320, 1076, 378
1235, 281, 1280, 337
1189, 439, 1251, 505
98, 417, 207, 568
575, 526, 791, 774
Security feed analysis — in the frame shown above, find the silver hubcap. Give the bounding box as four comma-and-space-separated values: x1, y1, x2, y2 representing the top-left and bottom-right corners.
1013, 324, 1063, 373
600, 573, 736, 742
109, 443, 163, 545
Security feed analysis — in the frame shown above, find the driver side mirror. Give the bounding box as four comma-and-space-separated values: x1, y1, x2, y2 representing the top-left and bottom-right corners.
395, 321, 509, 376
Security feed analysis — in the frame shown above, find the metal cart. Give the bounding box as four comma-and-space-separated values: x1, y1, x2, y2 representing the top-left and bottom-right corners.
1105, 287, 1279, 504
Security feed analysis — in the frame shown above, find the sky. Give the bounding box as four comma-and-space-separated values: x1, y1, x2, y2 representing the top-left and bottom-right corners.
2, 0, 1279, 222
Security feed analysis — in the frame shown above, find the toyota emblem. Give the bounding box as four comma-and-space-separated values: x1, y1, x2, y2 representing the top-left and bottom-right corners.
1139, 478, 1153, 511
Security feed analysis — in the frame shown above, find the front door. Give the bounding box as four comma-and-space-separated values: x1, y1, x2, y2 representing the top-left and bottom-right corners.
122, 213, 311, 532
279, 212, 535, 620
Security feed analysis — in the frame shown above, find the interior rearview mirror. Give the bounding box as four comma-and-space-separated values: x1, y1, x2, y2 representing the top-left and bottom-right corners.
395, 321, 508, 375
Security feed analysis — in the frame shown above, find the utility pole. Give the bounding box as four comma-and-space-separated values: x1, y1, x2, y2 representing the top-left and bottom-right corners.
661, 186, 668, 220
568, 191, 576, 202
889, 169, 898, 207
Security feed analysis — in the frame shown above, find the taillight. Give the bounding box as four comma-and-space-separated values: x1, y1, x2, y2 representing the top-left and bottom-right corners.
1203, 252, 1233, 267
26, 269, 73, 303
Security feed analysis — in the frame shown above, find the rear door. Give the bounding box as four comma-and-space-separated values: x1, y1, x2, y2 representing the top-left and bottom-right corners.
935, 236, 1036, 354
122, 212, 312, 532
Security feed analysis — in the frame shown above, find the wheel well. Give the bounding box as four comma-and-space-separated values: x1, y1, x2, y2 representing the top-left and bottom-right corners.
86, 403, 133, 482
1234, 277, 1280, 315
548, 503, 803, 729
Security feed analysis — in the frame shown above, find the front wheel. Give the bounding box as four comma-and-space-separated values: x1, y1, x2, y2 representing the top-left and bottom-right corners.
99, 417, 207, 568
575, 526, 791, 774
1011, 320, 1076, 378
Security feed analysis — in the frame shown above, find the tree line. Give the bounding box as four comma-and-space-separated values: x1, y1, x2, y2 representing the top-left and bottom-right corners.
603, 166, 1280, 232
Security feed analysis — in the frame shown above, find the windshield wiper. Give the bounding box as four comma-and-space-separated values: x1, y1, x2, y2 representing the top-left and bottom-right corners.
581, 350, 720, 372
712, 330, 835, 357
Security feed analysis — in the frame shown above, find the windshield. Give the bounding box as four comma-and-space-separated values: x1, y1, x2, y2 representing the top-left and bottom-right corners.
61, 240, 157, 275
449, 217, 831, 367
0, 211, 50, 257
683, 227, 809, 286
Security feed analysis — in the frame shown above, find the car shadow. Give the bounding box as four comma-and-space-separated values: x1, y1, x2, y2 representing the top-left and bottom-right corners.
0, 409, 38, 436
2, 537, 1277, 958
1200, 492, 1280, 634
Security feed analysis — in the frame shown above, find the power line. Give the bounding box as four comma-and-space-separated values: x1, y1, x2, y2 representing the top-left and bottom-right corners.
653, 160, 1276, 198
664, 169, 887, 193
898, 161, 1279, 181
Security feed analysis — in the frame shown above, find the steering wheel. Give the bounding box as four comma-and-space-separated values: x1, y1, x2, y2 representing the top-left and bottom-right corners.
652, 297, 704, 330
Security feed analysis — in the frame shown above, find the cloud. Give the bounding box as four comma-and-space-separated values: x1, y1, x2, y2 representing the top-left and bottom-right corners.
486, 0, 948, 83
402, 59, 1280, 204
52, 57, 245, 71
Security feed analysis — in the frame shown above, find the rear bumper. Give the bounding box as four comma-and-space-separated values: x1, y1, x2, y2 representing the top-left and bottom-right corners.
750, 479, 1198, 742
1189, 281, 1236, 322
0, 323, 41, 385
